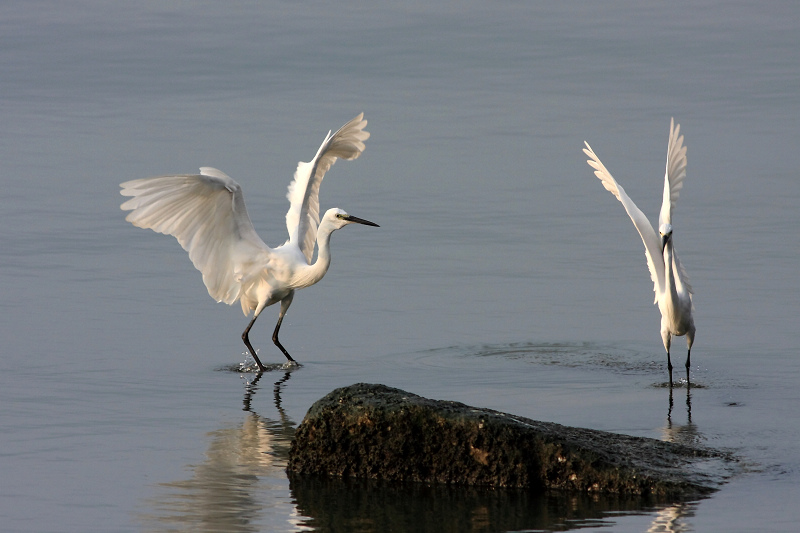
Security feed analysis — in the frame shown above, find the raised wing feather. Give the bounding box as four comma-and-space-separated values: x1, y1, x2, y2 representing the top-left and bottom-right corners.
584, 142, 665, 300
659, 118, 687, 227
120, 167, 271, 308
672, 247, 694, 298
285, 113, 369, 263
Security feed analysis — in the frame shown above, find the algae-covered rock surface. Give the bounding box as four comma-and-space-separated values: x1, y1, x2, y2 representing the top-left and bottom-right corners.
288, 383, 736, 499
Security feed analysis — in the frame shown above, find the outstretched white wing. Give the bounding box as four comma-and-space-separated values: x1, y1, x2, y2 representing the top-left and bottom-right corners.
672, 247, 694, 298
285, 113, 369, 263
120, 167, 271, 307
584, 142, 665, 300
659, 118, 687, 227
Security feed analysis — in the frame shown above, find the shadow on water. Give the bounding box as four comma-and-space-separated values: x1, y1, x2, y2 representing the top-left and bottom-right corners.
288, 475, 701, 533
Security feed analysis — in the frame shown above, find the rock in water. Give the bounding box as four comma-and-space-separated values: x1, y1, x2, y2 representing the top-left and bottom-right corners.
287, 384, 735, 498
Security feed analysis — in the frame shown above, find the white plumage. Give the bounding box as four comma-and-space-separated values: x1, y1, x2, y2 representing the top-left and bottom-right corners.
121, 114, 378, 370
584, 118, 696, 383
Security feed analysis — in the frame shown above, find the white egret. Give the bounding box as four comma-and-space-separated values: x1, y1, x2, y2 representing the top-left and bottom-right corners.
583, 119, 695, 383
120, 113, 378, 371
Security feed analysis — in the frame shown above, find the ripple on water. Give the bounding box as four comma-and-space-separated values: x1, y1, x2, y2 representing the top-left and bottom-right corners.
415, 341, 758, 392
215, 356, 301, 374
425, 341, 667, 375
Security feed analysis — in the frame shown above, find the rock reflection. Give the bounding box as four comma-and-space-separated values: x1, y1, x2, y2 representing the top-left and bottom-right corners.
288, 475, 692, 533
141, 372, 708, 532
140, 371, 296, 533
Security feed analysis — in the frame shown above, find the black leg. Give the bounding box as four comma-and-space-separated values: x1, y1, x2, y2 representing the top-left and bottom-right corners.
242, 314, 267, 372
272, 313, 297, 364
667, 348, 674, 386
685, 348, 691, 383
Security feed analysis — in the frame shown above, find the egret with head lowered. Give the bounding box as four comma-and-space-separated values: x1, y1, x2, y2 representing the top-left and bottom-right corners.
583, 119, 695, 384
120, 113, 378, 371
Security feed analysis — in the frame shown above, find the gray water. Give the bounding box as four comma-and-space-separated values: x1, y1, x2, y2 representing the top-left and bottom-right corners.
2, 1, 799, 531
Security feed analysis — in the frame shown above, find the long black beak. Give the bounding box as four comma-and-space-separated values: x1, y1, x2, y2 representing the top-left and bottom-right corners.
661, 233, 669, 253
344, 215, 379, 227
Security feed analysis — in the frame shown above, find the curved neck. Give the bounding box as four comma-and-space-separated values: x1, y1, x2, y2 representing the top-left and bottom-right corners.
662, 241, 678, 301
298, 225, 334, 288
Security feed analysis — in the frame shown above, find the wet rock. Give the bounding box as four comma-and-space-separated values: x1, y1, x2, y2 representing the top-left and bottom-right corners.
287, 383, 735, 499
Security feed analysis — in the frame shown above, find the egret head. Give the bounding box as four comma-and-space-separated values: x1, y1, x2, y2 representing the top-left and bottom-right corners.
659, 223, 673, 252
324, 207, 379, 231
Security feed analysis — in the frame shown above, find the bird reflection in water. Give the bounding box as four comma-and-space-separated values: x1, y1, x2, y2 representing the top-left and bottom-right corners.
646, 502, 697, 533
663, 382, 701, 448
641, 383, 700, 532
140, 370, 298, 533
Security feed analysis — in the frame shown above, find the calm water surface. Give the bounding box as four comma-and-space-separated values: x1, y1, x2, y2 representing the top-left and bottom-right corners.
1, 1, 799, 531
